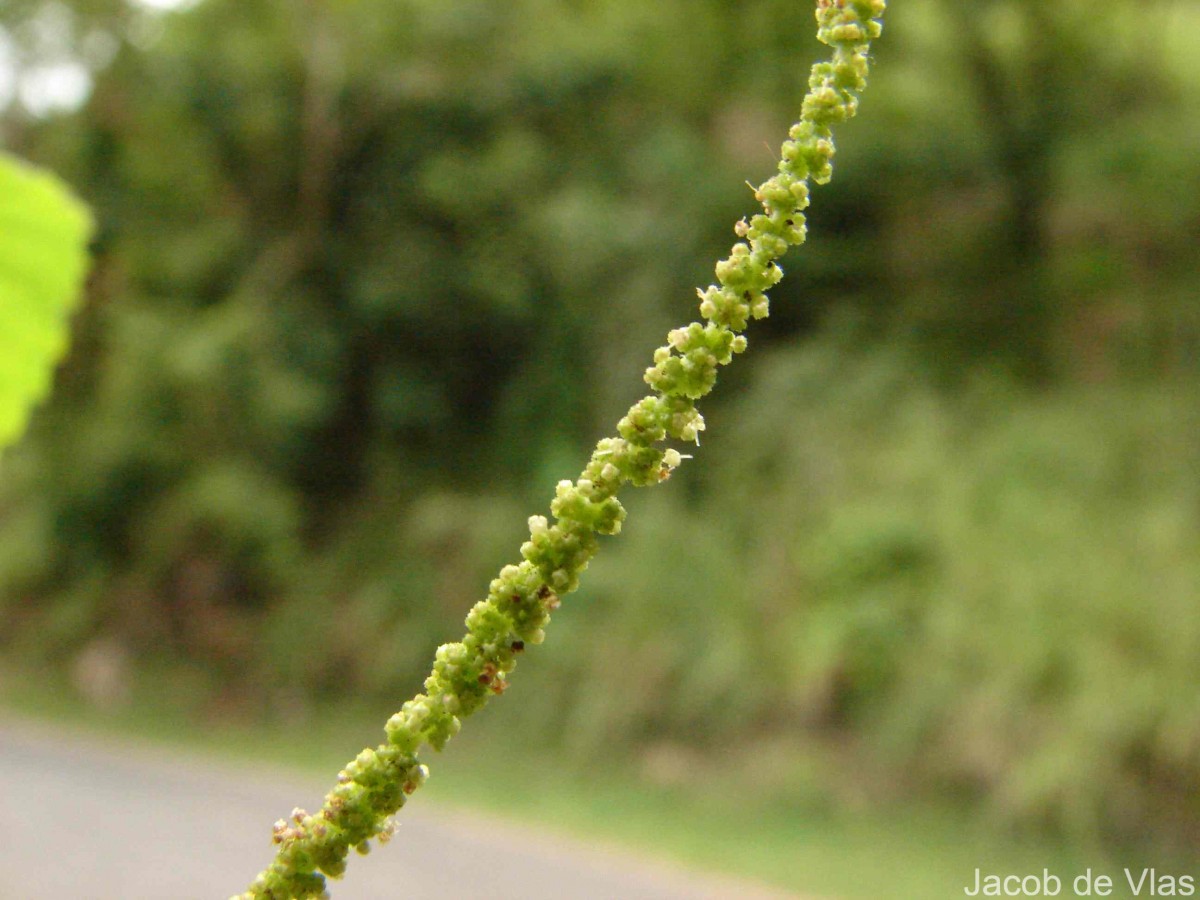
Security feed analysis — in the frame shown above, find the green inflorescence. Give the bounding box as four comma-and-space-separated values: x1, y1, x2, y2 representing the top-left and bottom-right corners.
239, 2, 886, 897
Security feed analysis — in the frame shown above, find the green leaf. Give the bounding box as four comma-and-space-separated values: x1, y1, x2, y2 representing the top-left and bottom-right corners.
0, 152, 93, 450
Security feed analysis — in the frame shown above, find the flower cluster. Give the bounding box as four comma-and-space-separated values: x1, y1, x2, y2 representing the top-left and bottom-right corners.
238, 2, 885, 897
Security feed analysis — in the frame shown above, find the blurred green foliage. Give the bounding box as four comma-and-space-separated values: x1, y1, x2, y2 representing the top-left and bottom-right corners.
1, 0, 1198, 850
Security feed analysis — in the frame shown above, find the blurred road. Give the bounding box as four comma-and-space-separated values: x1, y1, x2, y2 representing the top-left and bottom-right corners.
0, 718, 798, 900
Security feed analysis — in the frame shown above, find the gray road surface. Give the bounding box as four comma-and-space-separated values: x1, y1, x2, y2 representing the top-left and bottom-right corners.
0, 718, 798, 900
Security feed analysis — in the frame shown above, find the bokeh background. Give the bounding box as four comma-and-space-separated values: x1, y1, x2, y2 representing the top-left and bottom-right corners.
2, 1, 1198, 896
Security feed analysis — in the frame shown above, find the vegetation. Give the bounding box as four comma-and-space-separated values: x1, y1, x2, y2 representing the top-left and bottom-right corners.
1, 0, 1198, 894
0, 154, 91, 450
232, 1, 885, 893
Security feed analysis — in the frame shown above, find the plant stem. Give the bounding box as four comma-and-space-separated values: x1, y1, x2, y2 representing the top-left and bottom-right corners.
239, 2, 886, 896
